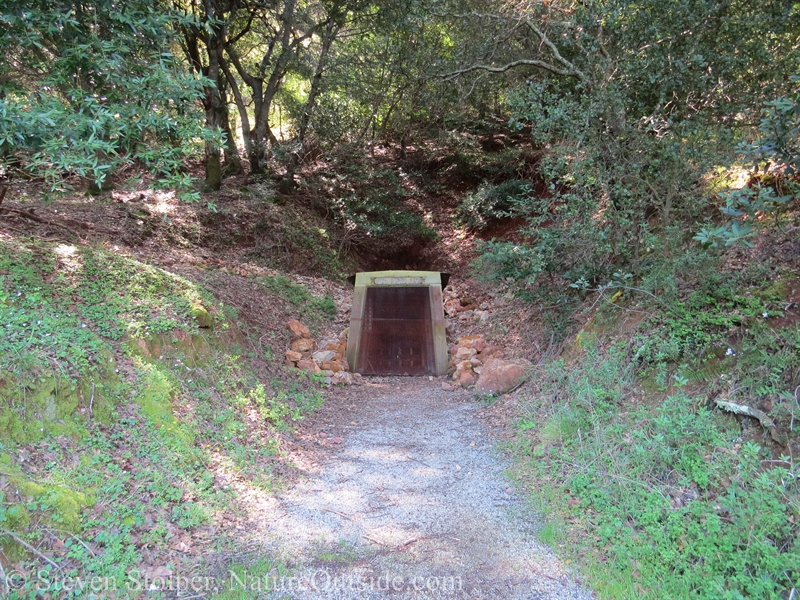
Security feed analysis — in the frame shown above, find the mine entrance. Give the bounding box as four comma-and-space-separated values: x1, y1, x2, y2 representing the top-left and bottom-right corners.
356, 286, 434, 375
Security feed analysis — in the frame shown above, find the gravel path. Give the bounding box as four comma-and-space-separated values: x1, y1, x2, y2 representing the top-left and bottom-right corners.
247, 378, 593, 599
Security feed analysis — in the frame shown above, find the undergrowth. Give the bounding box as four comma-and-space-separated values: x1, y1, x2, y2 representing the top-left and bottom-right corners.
0, 237, 330, 598
513, 331, 799, 599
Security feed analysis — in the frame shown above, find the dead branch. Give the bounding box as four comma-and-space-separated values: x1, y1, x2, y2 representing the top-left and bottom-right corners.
715, 399, 782, 443
0, 557, 8, 596
45, 528, 96, 557
0, 529, 62, 571
323, 508, 354, 521
0, 206, 81, 237
362, 534, 387, 546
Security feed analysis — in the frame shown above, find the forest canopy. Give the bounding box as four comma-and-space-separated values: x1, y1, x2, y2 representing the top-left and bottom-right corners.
0, 0, 798, 197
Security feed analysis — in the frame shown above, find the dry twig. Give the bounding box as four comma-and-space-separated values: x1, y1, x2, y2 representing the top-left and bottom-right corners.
0, 529, 62, 571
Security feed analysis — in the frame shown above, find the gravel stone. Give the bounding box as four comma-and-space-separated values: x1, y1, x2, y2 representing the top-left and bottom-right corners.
251, 378, 594, 599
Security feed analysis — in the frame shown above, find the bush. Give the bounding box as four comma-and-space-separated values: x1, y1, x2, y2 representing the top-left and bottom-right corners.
455, 179, 535, 229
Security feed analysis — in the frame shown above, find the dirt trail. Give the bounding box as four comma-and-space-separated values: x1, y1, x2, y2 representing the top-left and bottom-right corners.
240, 378, 593, 599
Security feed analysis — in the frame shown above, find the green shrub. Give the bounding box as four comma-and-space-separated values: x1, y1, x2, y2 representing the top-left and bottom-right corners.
456, 180, 534, 229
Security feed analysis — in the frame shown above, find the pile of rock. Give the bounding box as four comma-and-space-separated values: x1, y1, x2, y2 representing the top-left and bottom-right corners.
445, 334, 527, 396
446, 335, 505, 388
443, 290, 490, 324
284, 320, 360, 385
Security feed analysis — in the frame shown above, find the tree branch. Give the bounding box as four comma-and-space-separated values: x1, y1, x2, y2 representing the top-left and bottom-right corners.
435, 58, 585, 82
522, 18, 587, 82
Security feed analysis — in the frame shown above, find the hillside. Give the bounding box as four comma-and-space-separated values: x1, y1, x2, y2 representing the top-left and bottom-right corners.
2, 1, 800, 590
1, 126, 798, 598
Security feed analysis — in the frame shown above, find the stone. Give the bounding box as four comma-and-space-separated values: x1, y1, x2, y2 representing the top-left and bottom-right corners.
322, 361, 342, 372
320, 370, 335, 377
332, 371, 354, 386
339, 327, 349, 341
442, 382, 455, 391
287, 319, 312, 339
291, 338, 315, 355
285, 350, 303, 362
476, 359, 528, 396
469, 357, 482, 367
480, 345, 504, 358
458, 335, 485, 349
311, 350, 337, 364
296, 359, 321, 373
455, 347, 476, 359
324, 341, 340, 352
458, 371, 477, 388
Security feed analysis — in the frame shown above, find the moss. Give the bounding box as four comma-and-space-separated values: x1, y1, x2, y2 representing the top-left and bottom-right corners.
0, 373, 120, 444
2, 471, 94, 542
135, 367, 175, 425
756, 279, 791, 301
191, 304, 214, 328
5, 504, 31, 529
133, 365, 195, 445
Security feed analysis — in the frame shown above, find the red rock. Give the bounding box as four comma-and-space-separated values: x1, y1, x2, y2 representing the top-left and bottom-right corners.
442, 382, 455, 391
458, 371, 477, 388
480, 345, 504, 358
322, 361, 342, 372
291, 338, 315, 355
458, 335, 485, 349
456, 347, 476, 360
285, 350, 303, 362
287, 319, 312, 339
476, 359, 527, 396
296, 359, 321, 372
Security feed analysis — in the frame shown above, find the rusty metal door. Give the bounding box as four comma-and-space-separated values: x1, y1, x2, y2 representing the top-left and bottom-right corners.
356, 286, 434, 375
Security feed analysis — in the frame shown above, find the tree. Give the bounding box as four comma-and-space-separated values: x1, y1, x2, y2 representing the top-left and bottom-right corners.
0, 0, 216, 196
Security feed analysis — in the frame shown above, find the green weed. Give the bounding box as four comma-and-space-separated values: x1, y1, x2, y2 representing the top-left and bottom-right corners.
259, 275, 337, 325
513, 345, 800, 599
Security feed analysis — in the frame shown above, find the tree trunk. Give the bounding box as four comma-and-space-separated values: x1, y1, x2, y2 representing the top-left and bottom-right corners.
221, 100, 243, 175
203, 0, 225, 191
297, 21, 338, 147
284, 20, 339, 190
